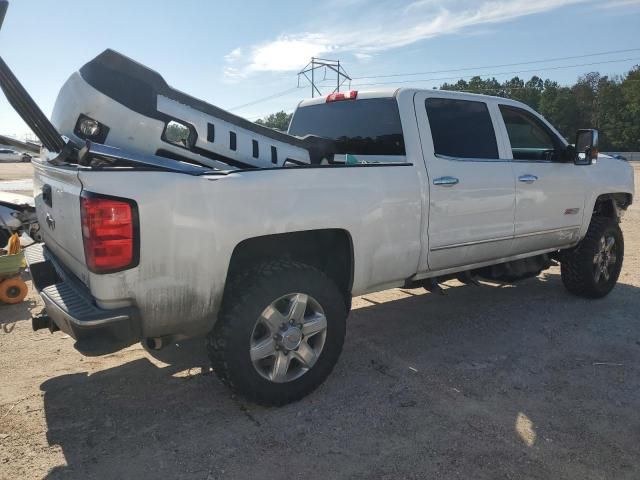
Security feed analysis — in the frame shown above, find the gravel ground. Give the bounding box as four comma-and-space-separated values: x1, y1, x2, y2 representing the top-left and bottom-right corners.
1, 163, 639, 479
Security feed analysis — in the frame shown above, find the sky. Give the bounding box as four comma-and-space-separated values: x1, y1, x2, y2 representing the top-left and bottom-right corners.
1, 0, 640, 139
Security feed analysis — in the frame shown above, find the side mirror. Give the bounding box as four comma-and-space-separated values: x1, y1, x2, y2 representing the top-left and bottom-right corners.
574, 129, 599, 165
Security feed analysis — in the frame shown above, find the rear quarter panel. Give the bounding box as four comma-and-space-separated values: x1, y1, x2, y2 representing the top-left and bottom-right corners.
79, 165, 423, 338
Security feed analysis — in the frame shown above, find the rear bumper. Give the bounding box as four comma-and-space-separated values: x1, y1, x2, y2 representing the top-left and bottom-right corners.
25, 243, 141, 355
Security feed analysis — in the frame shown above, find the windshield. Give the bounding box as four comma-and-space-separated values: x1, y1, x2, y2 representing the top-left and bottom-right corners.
288, 98, 405, 156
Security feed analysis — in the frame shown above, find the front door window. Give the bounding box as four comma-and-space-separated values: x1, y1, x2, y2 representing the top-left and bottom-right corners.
500, 106, 559, 161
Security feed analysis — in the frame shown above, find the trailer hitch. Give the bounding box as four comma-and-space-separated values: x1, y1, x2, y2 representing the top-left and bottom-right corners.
32, 309, 59, 333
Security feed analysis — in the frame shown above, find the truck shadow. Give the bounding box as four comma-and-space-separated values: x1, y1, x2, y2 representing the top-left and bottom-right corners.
39, 271, 640, 479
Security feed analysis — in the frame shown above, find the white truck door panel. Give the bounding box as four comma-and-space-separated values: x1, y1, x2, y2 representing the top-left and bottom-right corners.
497, 105, 586, 254
511, 162, 585, 253
414, 93, 516, 271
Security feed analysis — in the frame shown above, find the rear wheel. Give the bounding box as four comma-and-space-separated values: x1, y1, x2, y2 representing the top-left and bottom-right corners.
208, 259, 346, 406
561, 217, 624, 299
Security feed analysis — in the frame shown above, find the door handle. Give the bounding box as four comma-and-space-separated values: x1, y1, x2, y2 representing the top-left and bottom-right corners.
518, 174, 538, 183
433, 176, 459, 187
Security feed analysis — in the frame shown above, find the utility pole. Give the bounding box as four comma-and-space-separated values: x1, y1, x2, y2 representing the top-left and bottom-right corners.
298, 57, 351, 98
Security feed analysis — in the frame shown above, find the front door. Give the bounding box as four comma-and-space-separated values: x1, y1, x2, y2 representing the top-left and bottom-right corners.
496, 104, 586, 254
414, 93, 516, 272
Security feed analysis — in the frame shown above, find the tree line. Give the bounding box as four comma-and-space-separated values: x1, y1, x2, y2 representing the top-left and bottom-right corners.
256, 66, 640, 151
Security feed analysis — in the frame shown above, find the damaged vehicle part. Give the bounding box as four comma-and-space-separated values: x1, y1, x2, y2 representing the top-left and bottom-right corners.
52, 49, 337, 169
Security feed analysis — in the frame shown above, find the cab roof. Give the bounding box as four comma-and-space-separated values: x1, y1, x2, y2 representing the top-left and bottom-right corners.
296, 87, 528, 108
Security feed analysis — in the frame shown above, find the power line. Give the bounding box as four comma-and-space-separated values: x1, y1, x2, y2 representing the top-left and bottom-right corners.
229, 49, 640, 114
351, 47, 640, 80
229, 78, 340, 112
351, 57, 640, 87
228, 87, 300, 111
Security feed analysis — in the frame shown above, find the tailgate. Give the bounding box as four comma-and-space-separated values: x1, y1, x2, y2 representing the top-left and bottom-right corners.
32, 159, 90, 285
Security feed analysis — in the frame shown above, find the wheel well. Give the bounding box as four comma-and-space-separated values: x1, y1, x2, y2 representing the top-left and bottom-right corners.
592, 193, 632, 219
227, 229, 354, 304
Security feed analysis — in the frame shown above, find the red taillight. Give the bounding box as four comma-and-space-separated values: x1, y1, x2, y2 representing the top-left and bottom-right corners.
80, 194, 138, 273
326, 90, 358, 103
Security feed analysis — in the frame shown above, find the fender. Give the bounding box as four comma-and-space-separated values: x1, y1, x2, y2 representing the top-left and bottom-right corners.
578, 156, 634, 239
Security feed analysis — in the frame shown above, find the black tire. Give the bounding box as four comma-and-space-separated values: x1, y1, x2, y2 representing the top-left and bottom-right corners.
561, 216, 624, 299
208, 259, 347, 406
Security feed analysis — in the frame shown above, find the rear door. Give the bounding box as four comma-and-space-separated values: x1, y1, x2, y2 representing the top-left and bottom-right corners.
414, 93, 516, 271
496, 104, 586, 254
32, 159, 89, 284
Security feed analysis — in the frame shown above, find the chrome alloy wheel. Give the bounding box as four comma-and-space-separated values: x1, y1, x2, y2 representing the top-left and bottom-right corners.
593, 234, 617, 283
250, 293, 328, 383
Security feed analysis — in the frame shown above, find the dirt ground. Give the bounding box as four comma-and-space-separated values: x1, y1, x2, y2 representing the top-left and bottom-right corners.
1, 163, 639, 479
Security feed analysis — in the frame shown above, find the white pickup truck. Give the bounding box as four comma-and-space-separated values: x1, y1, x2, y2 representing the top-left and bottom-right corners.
0, 3, 634, 405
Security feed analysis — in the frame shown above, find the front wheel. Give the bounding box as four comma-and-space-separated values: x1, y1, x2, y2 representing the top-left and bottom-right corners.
560, 217, 624, 299
208, 259, 347, 406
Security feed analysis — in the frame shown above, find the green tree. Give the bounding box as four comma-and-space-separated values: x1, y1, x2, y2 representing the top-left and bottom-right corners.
255, 111, 293, 132
573, 72, 600, 128
595, 76, 626, 150
515, 76, 544, 110
441, 76, 503, 96
620, 66, 640, 150
539, 84, 579, 141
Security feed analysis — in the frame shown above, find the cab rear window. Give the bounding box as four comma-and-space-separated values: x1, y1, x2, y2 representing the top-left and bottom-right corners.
288, 98, 405, 155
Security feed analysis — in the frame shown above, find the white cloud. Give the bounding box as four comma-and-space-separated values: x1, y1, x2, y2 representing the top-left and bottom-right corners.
594, 0, 640, 8
224, 47, 243, 62
224, 0, 599, 78
247, 34, 336, 72
354, 52, 374, 62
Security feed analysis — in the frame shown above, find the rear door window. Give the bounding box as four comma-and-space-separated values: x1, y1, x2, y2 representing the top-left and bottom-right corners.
425, 98, 498, 159
288, 98, 405, 155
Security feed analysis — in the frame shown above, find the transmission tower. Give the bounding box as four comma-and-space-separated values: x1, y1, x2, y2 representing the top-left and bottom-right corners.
297, 57, 352, 98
